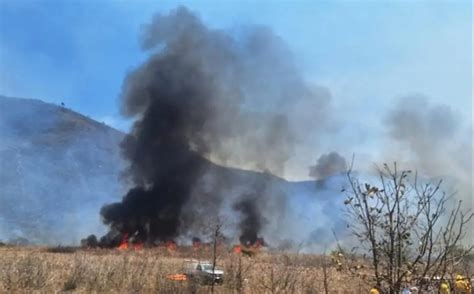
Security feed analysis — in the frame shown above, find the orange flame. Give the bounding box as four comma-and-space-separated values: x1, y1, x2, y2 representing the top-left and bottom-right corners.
233, 245, 242, 254
167, 274, 187, 281
118, 233, 129, 251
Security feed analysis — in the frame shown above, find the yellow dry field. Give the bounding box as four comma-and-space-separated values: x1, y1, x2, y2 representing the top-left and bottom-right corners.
0, 246, 367, 293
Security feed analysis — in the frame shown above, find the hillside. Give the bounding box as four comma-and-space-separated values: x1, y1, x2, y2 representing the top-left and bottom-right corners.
0, 96, 346, 248
0, 96, 126, 244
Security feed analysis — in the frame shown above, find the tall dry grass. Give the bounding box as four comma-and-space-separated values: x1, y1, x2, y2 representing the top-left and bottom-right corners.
0, 246, 367, 293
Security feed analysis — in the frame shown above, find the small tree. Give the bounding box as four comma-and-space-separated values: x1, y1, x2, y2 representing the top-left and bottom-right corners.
202, 216, 228, 294
210, 221, 222, 294
342, 162, 472, 293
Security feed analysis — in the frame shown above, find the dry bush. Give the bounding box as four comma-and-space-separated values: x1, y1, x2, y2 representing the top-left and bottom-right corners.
342, 163, 473, 293
222, 255, 253, 293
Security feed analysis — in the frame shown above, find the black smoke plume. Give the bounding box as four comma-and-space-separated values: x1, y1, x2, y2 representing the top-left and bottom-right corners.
99, 7, 224, 244
233, 197, 261, 246
231, 174, 271, 245
94, 6, 332, 247
309, 152, 347, 180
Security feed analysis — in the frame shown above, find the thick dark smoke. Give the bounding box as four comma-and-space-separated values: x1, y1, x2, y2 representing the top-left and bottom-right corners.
100, 7, 230, 243
232, 177, 270, 245
97, 7, 331, 246
309, 152, 347, 180
233, 197, 261, 246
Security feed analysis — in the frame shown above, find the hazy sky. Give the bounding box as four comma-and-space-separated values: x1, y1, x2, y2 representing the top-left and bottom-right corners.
0, 0, 472, 179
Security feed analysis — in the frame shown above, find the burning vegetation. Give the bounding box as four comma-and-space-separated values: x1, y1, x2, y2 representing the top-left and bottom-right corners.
3, 5, 473, 294
81, 6, 309, 249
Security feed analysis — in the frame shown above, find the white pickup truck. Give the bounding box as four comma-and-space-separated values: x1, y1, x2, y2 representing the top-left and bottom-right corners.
183, 259, 224, 285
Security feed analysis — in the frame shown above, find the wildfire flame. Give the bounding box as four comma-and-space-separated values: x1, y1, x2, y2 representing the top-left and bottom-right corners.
117, 233, 143, 251
167, 274, 187, 281
118, 233, 129, 251
233, 237, 265, 255
233, 245, 242, 254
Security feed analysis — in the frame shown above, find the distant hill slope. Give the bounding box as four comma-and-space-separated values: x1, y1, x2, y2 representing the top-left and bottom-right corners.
0, 95, 126, 244
0, 96, 347, 248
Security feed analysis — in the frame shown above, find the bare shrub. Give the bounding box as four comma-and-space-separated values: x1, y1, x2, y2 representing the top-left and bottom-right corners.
224, 255, 252, 292
342, 162, 473, 293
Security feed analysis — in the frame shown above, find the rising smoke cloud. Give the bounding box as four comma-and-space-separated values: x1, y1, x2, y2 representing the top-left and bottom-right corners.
1, 7, 470, 249
309, 152, 347, 180
384, 94, 472, 210
98, 6, 333, 246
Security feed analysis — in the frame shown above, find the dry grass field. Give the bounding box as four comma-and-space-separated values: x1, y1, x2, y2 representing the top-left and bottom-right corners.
0, 245, 367, 293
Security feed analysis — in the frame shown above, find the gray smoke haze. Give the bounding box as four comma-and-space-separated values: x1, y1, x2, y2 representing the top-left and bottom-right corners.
384, 94, 472, 211
309, 152, 347, 180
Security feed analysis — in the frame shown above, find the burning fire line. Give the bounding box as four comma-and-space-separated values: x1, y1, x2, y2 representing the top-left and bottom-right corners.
232, 237, 265, 256
113, 231, 266, 256
167, 274, 187, 281
117, 233, 144, 251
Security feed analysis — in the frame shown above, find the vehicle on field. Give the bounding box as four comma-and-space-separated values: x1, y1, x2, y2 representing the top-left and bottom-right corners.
183, 259, 224, 285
